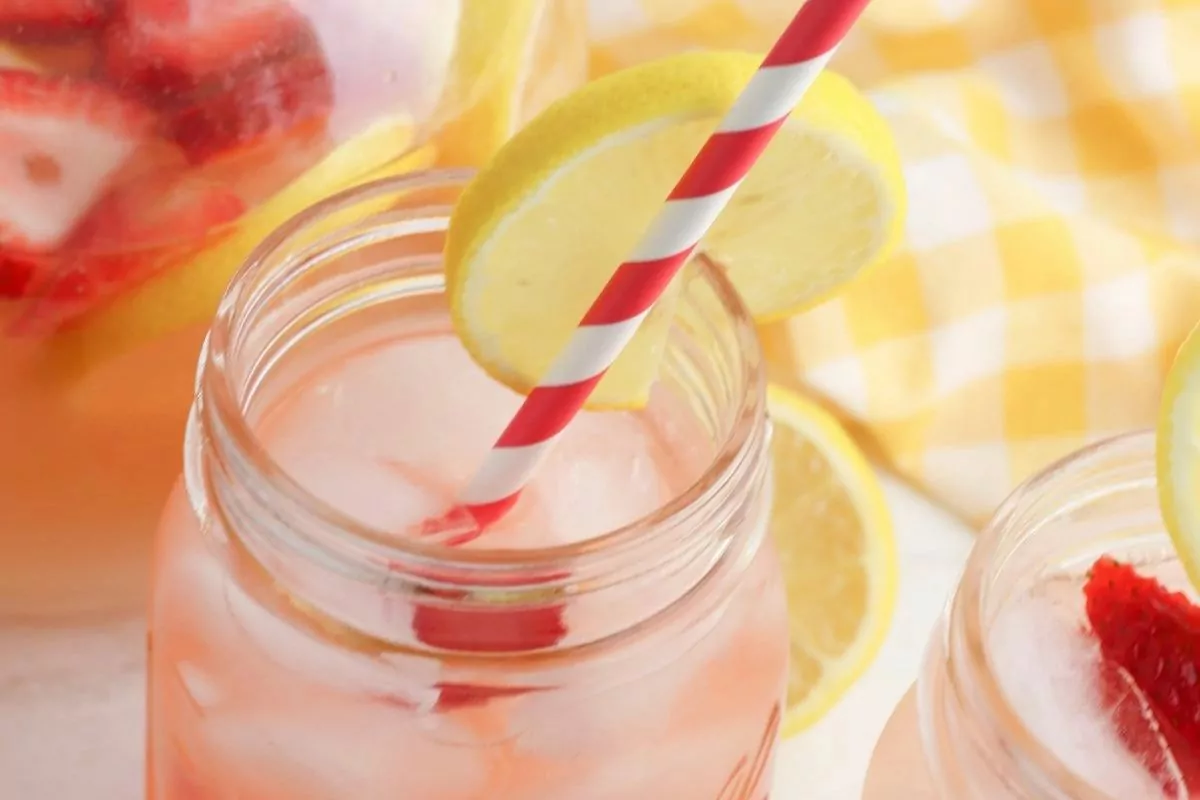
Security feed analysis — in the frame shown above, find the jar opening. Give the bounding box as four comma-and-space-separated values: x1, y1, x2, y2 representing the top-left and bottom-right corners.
186, 170, 770, 650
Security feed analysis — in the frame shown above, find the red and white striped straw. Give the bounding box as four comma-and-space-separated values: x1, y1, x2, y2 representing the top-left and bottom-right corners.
456, 0, 871, 531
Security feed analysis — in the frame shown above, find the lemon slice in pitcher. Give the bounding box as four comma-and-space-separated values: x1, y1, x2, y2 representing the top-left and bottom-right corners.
435, 0, 586, 168
49, 119, 435, 377
445, 51, 904, 409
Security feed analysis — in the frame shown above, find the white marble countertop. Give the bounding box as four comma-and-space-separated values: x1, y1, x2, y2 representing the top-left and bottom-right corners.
772, 475, 977, 799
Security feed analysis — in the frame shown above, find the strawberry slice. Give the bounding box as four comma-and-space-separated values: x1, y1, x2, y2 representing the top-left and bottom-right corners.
410, 569, 568, 711
103, 0, 315, 96
68, 167, 245, 251
160, 51, 332, 164
1085, 556, 1200, 792
103, 0, 333, 163
0, 69, 152, 252
0, 0, 110, 34
0, 250, 38, 298
412, 598, 567, 655
1095, 656, 1193, 797
12, 169, 243, 332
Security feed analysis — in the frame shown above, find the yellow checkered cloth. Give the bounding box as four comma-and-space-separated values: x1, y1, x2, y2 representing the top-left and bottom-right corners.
590, 0, 1200, 525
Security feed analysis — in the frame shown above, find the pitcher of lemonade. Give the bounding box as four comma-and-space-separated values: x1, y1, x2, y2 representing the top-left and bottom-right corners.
0, 2, 587, 796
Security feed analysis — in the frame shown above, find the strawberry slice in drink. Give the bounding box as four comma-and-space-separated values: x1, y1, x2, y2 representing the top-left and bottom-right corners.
103, 0, 317, 95
0, 0, 110, 34
412, 594, 567, 655
0, 69, 153, 253
0, 250, 36, 298
161, 51, 333, 164
12, 169, 244, 332
410, 563, 568, 712
104, 0, 334, 164
1085, 556, 1200, 794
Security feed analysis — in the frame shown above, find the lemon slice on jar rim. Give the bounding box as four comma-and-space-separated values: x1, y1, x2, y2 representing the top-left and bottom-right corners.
443, 50, 905, 409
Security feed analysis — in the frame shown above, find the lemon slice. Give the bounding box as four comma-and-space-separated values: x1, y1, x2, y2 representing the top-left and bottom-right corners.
767, 383, 897, 736
435, 0, 587, 168
49, 118, 435, 376
446, 51, 904, 408
1157, 319, 1200, 588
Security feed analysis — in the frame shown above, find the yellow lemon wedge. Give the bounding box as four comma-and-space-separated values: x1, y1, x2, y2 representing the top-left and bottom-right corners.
445, 51, 904, 409
766, 383, 897, 736
48, 118, 435, 378
435, 0, 587, 168
1157, 319, 1200, 589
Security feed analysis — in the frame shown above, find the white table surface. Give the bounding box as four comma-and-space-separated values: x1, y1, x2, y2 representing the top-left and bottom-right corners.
771, 475, 977, 799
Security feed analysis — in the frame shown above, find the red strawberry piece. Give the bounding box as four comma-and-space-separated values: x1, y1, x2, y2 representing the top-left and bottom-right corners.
159, 51, 332, 164
12, 169, 243, 332
1095, 656, 1194, 797
0, 69, 153, 252
410, 569, 568, 711
433, 683, 538, 713
1085, 556, 1200, 791
70, 167, 245, 250
103, 0, 316, 96
0, 0, 110, 35
411, 594, 567, 655
0, 250, 37, 298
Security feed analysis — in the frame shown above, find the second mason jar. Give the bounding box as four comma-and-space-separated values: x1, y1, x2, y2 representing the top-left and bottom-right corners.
146, 171, 790, 799
864, 432, 1189, 799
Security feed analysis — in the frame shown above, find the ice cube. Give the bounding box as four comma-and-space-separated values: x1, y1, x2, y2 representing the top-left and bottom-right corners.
154, 511, 245, 670
222, 571, 443, 707
259, 332, 519, 499
266, 441, 452, 532
195, 697, 488, 799
510, 659, 685, 760
259, 330, 684, 549
990, 584, 1183, 798
515, 413, 671, 547
513, 585, 758, 758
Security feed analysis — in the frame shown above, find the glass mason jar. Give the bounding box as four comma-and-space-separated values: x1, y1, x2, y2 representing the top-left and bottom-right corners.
864, 432, 1183, 799
147, 171, 790, 799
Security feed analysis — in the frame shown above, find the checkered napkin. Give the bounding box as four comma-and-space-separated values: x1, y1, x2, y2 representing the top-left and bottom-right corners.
590, 0, 1200, 525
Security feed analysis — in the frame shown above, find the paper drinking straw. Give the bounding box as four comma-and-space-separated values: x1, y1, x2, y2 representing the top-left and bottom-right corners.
455, 0, 872, 532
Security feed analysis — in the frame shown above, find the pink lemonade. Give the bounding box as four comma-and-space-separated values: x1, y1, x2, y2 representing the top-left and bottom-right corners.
864, 433, 1200, 800
147, 173, 790, 798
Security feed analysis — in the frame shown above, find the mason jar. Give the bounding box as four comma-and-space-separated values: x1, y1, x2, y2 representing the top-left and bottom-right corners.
147, 170, 790, 799
864, 432, 1185, 799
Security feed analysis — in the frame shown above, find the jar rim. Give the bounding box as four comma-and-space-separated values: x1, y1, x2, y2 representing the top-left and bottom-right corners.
198, 168, 768, 580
